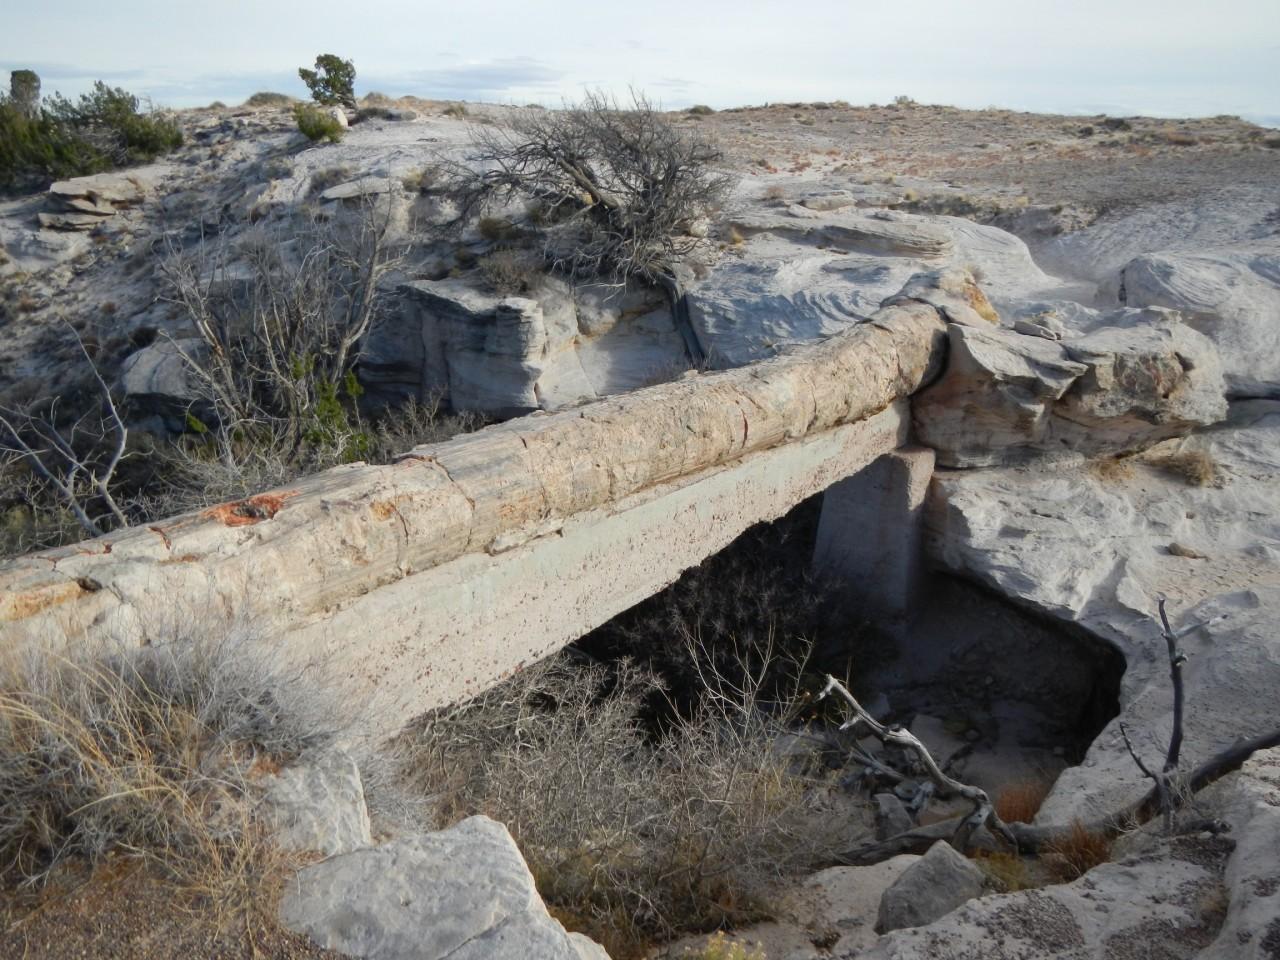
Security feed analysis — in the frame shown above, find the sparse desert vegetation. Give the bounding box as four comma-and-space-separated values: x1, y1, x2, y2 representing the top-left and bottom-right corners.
293, 103, 345, 143
0, 624, 335, 956
0, 48, 1277, 960
0, 74, 182, 193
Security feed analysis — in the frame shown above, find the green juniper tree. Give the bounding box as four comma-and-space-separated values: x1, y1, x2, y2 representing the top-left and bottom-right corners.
298, 54, 356, 110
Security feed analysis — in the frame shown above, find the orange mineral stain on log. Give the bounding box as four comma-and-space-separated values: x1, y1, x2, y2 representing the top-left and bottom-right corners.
0, 580, 92, 621
203, 491, 298, 527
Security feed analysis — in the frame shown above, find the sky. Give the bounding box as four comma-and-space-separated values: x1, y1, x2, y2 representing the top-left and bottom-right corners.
3, 0, 1279, 126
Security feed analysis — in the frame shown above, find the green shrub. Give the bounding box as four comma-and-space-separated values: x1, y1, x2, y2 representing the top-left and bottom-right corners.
686, 104, 715, 115
44, 82, 183, 166
0, 101, 107, 193
244, 91, 294, 108
442, 102, 468, 118
298, 53, 356, 109
293, 104, 344, 143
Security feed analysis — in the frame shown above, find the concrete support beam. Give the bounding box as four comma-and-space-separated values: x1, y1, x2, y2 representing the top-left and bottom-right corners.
812, 445, 935, 626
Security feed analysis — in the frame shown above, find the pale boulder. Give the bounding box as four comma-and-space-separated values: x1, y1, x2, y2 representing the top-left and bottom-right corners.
912, 324, 1087, 467
261, 748, 372, 857
279, 816, 606, 960
876, 840, 985, 934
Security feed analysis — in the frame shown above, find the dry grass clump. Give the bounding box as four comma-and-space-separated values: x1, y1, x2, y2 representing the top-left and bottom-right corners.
680, 931, 766, 959
1041, 820, 1112, 881
1089, 457, 1136, 483
1149, 449, 1219, 487
995, 779, 1052, 824
399, 643, 854, 957
972, 850, 1034, 892
0, 628, 327, 918
401, 165, 438, 194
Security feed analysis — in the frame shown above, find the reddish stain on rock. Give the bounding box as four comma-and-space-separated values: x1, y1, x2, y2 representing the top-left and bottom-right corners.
204, 491, 298, 527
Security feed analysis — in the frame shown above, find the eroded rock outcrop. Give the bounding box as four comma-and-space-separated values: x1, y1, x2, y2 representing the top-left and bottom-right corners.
363, 277, 682, 413
1121, 250, 1280, 398
913, 310, 1227, 467
117, 337, 208, 432
860, 834, 1237, 960
40, 173, 149, 231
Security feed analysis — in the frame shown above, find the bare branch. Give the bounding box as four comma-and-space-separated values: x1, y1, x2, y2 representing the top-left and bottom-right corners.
817, 675, 1016, 852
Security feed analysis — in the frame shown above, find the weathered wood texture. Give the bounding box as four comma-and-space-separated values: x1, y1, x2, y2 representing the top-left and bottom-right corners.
0, 290, 957, 734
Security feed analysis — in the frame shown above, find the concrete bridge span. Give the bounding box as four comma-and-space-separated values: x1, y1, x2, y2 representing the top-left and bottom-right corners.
0, 279, 977, 739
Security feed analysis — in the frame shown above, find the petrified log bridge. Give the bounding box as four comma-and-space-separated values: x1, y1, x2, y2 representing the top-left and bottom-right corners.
0, 275, 982, 740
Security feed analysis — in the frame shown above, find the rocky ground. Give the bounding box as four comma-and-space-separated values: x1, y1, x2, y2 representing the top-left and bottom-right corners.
1, 97, 1278, 958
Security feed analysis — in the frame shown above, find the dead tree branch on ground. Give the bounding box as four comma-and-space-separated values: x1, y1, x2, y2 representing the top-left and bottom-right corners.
832, 598, 1278, 865
816, 675, 1017, 852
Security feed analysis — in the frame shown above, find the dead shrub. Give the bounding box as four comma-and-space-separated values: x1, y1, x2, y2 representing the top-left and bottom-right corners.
445, 90, 734, 285
994, 779, 1051, 823
398, 641, 857, 956
308, 164, 354, 196
477, 248, 545, 295
401, 166, 435, 194
0, 625, 329, 918
476, 215, 519, 243
1042, 820, 1112, 881
364, 395, 487, 462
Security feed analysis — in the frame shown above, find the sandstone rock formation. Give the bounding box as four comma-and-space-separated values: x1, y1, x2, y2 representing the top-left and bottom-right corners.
279, 816, 607, 959
860, 833, 1238, 959
1121, 250, 1280, 398
364, 277, 682, 413
778, 856, 920, 955
913, 311, 1227, 467
117, 337, 207, 432
40, 173, 148, 231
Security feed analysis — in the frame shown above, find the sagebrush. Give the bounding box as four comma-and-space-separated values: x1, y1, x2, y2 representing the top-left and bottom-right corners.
0, 625, 328, 914
399, 640, 863, 956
